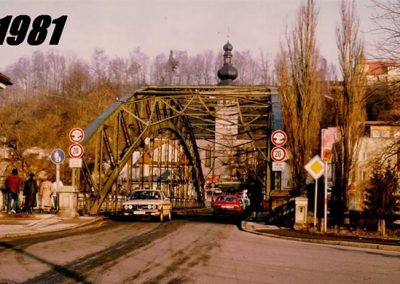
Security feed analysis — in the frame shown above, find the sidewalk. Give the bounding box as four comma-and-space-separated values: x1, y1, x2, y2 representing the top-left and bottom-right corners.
241, 220, 400, 252
0, 212, 103, 239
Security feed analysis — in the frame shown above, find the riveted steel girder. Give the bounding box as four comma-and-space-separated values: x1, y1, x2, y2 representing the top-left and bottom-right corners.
77, 86, 273, 215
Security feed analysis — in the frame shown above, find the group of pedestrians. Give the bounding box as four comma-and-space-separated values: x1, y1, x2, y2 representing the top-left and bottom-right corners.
2, 168, 63, 214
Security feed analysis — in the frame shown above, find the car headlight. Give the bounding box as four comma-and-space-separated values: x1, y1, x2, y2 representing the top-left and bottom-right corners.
128, 205, 133, 210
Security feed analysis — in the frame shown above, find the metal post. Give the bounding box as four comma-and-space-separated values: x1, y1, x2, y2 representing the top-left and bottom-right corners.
314, 178, 318, 227
56, 163, 60, 212
266, 111, 272, 201
324, 161, 328, 232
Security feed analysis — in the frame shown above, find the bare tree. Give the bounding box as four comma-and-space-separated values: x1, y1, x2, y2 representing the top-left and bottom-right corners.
234, 50, 261, 85
150, 53, 168, 85
47, 51, 67, 94
90, 48, 109, 84
260, 52, 273, 85
336, 0, 367, 211
202, 50, 216, 84
371, 0, 400, 59
6, 57, 33, 96
275, 0, 322, 196
129, 48, 149, 86
369, 0, 400, 112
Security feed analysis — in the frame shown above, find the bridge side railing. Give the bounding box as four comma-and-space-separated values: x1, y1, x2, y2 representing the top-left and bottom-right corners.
76, 193, 204, 215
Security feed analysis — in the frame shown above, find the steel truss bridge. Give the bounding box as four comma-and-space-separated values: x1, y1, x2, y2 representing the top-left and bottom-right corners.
74, 86, 273, 215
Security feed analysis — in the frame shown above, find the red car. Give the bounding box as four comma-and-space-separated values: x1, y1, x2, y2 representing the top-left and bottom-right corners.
212, 195, 244, 216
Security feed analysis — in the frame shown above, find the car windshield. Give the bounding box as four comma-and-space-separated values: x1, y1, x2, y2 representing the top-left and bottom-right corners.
216, 196, 237, 202
129, 190, 162, 200
224, 197, 237, 202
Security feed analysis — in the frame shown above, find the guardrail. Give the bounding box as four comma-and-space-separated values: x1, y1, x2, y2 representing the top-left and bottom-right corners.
170, 198, 204, 209
345, 211, 400, 230
77, 193, 125, 215
76, 193, 204, 215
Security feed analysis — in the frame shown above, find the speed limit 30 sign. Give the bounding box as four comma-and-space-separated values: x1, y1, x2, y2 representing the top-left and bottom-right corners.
271, 146, 287, 162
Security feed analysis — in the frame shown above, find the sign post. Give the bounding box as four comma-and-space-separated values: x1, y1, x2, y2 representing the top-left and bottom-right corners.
50, 148, 65, 210
304, 155, 325, 229
68, 127, 85, 187
324, 160, 328, 233
68, 143, 84, 159
271, 130, 287, 147
271, 130, 287, 192
271, 146, 287, 162
68, 128, 85, 143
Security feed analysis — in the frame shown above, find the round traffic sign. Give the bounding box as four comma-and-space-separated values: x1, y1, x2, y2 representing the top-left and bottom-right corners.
69, 128, 85, 143
68, 143, 84, 158
50, 148, 65, 164
271, 146, 287, 162
271, 130, 287, 146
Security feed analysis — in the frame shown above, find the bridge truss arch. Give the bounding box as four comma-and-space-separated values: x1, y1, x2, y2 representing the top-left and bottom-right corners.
75, 86, 273, 215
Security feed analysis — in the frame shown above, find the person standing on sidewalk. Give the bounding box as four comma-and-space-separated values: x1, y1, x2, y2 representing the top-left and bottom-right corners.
23, 173, 38, 213
5, 168, 22, 214
1, 177, 8, 212
39, 178, 53, 212
247, 170, 263, 220
51, 179, 63, 212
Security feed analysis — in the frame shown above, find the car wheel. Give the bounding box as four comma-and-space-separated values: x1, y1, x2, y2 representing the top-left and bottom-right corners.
160, 209, 164, 223
167, 210, 172, 221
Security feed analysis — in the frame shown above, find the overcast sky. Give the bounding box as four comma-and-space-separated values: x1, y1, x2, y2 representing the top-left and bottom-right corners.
0, 0, 377, 71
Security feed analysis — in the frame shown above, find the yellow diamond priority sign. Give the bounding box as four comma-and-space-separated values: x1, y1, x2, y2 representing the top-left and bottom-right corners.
304, 155, 325, 180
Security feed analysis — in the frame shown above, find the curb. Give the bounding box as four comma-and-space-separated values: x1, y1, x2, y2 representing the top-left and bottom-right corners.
173, 207, 211, 215
241, 221, 400, 252
0, 216, 104, 240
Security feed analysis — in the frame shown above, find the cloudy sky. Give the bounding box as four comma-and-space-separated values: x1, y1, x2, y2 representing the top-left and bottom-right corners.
0, 0, 377, 71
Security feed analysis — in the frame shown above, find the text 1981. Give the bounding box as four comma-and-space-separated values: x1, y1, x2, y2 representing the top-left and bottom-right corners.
0, 15, 68, 46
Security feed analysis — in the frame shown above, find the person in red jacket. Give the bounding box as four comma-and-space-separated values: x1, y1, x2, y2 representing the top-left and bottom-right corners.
6, 168, 22, 214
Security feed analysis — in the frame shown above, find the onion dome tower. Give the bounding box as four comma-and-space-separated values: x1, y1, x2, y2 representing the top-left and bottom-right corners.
217, 41, 238, 85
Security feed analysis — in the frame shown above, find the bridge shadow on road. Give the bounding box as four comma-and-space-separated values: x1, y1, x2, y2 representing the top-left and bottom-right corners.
0, 241, 91, 284
108, 208, 245, 229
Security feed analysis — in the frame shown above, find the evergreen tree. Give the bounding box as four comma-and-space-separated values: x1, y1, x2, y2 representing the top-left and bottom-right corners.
364, 165, 398, 216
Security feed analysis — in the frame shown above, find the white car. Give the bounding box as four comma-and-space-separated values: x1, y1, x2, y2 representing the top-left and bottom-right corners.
122, 189, 172, 222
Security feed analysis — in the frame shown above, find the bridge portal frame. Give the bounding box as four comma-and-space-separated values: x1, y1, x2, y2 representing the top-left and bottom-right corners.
76, 85, 273, 215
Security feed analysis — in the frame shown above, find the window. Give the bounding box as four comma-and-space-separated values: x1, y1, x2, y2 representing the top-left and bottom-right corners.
382, 130, 390, 138
361, 171, 367, 181
371, 130, 380, 138
361, 152, 366, 161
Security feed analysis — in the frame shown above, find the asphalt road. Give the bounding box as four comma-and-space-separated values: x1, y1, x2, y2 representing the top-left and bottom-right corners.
0, 213, 399, 284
